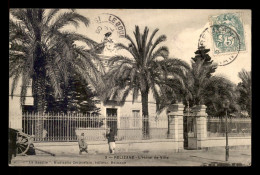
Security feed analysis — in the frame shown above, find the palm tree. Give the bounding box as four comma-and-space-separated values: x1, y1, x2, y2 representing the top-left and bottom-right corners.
152, 59, 191, 112
157, 46, 217, 110
102, 26, 189, 137
187, 46, 238, 116
188, 46, 218, 106
159, 46, 238, 117
9, 9, 104, 114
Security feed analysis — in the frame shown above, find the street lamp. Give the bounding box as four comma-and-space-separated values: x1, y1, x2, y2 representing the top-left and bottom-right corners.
223, 99, 230, 161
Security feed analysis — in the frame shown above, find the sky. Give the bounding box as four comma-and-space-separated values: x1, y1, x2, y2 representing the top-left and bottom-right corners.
62, 9, 251, 85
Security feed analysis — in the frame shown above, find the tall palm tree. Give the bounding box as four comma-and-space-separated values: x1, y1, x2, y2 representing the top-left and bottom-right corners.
159, 46, 238, 117
9, 9, 104, 114
103, 26, 189, 137
156, 47, 217, 111
187, 46, 238, 116
188, 46, 218, 106
160, 63, 238, 117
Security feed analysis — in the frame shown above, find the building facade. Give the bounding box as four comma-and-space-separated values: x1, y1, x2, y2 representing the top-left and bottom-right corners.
9, 39, 168, 132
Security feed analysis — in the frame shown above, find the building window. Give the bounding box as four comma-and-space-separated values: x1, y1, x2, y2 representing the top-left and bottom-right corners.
106, 108, 117, 117
132, 110, 140, 128
22, 105, 34, 113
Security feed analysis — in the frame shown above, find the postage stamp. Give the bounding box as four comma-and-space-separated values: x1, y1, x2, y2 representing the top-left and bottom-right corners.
198, 24, 240, 66
209, 13, 246, 54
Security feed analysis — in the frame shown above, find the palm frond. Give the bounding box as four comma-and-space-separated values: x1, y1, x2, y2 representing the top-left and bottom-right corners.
45, 62, 63, 99
9, 19, 33, 42
10, 70, 22, 98
147, 72, 162, 111
10, 9, 34, 34
110, 63, 133, 80
125, 34, 140, 60
20, 66, 33, 105
49, 12, 90, 32
132, 87, 139, 103
238, 69, 251, 90
141, 27, 149, 61
45, 9, 60, 25
120, 86, 132, 103
108, 55, 133, 67
114, 43, 132, 53
73, 48, 106, 93
147, 35, 167, 62
145, 28, 159, 56
61, 32, 98, 48
72, 63, 102, 95
133, 25, 142, 52
129, 67, 137, 84
166, 58, 191, 70
151, 46, 169, 61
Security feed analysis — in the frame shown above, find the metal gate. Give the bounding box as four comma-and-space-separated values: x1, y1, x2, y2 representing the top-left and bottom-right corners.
183, 115, 197, 149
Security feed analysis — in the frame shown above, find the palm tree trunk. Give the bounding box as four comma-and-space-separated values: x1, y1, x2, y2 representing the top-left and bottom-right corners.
141, 90, 149, 139
31, 30, 48, 139
33, 76, 46, 113
33, 74, 46, 141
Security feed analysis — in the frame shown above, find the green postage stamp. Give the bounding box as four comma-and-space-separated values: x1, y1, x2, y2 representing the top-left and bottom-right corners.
209, 13, 246, 55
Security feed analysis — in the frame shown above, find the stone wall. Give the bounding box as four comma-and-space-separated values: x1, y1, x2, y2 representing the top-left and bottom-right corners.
201, 136, 251, 148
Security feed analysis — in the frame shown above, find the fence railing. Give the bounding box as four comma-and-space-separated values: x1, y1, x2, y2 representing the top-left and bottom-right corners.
207, 117, 251, 137
22, 112, 168, 142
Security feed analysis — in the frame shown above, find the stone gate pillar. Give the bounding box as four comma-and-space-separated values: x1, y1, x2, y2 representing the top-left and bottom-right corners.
167, 103, 184, 150
191, 105, 207, 149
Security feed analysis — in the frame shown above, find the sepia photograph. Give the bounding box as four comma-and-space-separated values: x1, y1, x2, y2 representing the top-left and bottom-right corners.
9, 9, 251, 166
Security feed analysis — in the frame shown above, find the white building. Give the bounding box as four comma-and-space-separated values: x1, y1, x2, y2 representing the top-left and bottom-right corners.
93, 38, 168, 118
9, 40, 168, 131
9, 77, 33, 130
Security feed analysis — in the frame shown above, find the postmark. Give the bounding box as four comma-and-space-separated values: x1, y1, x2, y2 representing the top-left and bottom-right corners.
209, 13, 246, 54
92, 13, 126, 54
198, 24, 241, 66
94, 13, 126, 39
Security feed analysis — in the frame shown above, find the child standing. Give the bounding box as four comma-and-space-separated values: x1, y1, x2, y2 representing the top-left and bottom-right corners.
106, 128, 116, 154
78, 133, 88, 155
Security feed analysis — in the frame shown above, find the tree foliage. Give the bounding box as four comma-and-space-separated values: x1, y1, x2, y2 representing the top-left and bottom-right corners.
237, 69, 251, 117
45, 72, 100, 114
159, 46, 239, 117
103, 26, 189, 117
9, 9, 104, 113
188, 46, 239, 116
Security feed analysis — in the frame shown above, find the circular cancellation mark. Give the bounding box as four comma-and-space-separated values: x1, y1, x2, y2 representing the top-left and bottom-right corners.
198, 24, 241, 66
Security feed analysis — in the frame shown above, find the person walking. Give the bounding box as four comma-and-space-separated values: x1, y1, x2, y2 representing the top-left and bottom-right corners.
78, 133, 88, 155
106, 128, 116, 154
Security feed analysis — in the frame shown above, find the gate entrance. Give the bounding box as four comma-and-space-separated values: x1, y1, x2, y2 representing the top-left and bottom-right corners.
183, 116, 188, 148
183, 116, 197, 149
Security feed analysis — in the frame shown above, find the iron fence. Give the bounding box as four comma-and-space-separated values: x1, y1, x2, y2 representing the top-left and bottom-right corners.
207, 117, 251, 137
22, 112, 168, 142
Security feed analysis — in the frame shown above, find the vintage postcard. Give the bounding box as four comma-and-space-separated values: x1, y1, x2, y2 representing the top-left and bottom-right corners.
9, 9, 251, 166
